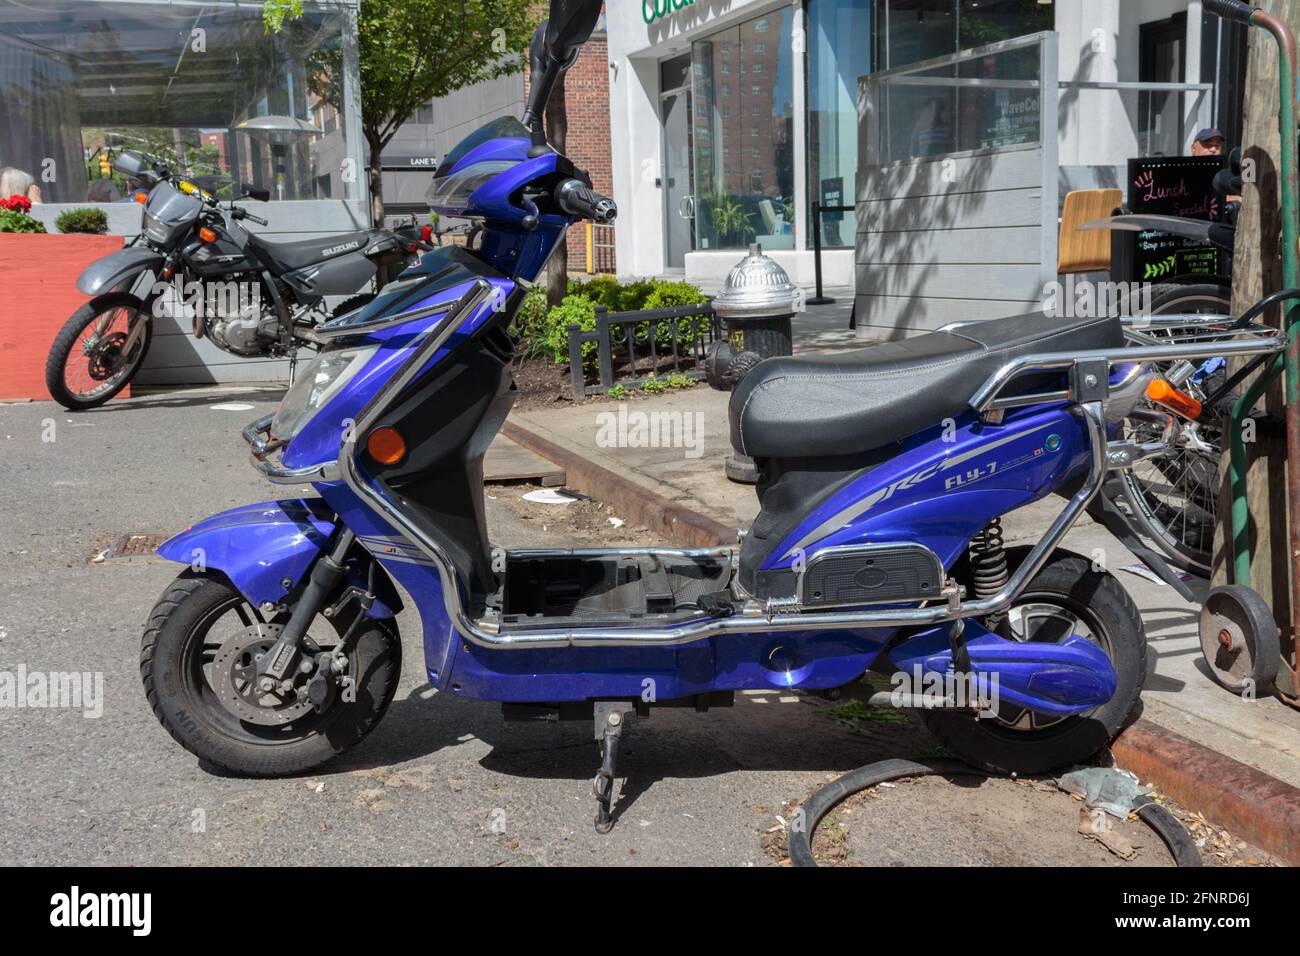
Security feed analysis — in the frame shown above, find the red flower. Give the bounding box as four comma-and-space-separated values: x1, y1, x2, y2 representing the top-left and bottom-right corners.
1, 194, 32, 213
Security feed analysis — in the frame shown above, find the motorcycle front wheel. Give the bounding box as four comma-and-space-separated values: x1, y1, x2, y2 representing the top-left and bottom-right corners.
141, 572, 402, 776
44, 292, 152, 410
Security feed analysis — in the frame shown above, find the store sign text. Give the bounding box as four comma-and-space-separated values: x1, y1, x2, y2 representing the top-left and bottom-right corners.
643, 0, 696, 25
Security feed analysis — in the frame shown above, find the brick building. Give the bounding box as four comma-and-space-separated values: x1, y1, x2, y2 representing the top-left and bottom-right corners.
525, 30, 615, 273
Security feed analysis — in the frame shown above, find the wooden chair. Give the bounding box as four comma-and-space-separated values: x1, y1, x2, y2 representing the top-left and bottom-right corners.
1058, 188, 1123, 274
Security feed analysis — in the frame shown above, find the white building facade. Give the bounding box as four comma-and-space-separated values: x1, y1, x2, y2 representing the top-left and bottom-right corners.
606, 0, 1245, 289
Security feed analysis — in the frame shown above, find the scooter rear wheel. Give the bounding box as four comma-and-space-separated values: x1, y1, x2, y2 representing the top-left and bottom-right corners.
921, 554, 1146, 775
140, 572, 401, 776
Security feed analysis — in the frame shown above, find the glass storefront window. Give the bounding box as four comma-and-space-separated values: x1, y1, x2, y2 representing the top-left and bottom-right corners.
871, 37, 1044, 165
0, 0, 356, 204
808, 0, 872, 248
874, 0, 1055, 70
692, 7, 795, 250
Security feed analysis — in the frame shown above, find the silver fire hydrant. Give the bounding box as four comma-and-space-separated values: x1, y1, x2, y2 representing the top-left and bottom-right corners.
704, 244, 801, 484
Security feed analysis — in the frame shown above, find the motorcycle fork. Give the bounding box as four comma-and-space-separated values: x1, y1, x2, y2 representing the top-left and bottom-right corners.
256, 527, 358, 684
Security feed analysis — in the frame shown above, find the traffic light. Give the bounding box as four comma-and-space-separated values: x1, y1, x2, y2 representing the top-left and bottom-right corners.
98, 152, 111, 178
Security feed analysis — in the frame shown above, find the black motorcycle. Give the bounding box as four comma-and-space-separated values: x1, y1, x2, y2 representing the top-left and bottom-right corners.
44, 149, 431, 410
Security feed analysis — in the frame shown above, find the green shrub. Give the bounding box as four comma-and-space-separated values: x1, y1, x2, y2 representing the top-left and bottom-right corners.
54, 207, 109, 235
512, 278, 710, 368
636, 279, 711, 352
511, 286, 551, 359
569, 274, 622, 308
607, 384, 629, 400
537, 293, 599, 365
615, 278, 656, 312
641, 377, 667, 394
0, 208, 46, 234
665, 373, 694, 389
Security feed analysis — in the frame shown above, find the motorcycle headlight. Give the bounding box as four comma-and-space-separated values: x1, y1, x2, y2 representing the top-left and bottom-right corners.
270, 344, 377, 441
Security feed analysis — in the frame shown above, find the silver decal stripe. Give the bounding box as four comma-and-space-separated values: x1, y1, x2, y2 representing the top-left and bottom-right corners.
780, 423, 1055, 560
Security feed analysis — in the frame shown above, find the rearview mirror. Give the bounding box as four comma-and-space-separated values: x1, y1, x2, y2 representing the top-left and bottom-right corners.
544, 0, 602, 64
112, 150, 149, 179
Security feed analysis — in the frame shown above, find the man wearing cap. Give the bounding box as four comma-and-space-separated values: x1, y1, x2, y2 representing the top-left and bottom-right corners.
1192, 127, 1226, 156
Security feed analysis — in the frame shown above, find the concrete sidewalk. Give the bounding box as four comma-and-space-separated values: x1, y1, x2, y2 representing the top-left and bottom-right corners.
509, 384, 1300, 796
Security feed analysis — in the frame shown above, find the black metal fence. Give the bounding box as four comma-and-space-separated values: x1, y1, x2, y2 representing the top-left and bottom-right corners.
566, 303, 722, 400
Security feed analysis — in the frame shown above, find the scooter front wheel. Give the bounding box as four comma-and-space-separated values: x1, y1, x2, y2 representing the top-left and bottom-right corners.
922, 554, 1147, 775
140, 572, 401, 776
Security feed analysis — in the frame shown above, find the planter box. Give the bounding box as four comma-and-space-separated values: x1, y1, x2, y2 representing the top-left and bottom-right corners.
0, 233, 125, 402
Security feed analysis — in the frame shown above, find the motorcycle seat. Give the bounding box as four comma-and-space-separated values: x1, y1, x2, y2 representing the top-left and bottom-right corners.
249, 229, 378, 273
729, 312, 1123, 459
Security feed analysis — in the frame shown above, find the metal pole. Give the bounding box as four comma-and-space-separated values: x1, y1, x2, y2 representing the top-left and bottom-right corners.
807, 200, 836, 305
1225, 8, 1300, 696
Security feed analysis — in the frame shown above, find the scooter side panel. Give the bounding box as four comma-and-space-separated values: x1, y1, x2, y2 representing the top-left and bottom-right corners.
765, 406, 1090, 573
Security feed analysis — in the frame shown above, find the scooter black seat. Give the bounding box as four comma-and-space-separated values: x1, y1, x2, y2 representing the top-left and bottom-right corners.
249, 230, 376, 272
730, 312, 1123, 459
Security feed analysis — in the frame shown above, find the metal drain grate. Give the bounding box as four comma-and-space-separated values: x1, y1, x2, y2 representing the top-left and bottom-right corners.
97, 533, 169, 561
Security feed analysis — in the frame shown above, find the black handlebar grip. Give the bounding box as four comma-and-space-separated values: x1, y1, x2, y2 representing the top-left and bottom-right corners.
556, 179, 618, 224
1204, 0, 1256, 24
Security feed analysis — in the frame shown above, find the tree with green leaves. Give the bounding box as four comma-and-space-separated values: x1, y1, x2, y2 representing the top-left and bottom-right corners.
266, 0, 538, 224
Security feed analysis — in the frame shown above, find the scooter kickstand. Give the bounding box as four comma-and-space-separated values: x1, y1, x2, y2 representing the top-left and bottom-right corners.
592, 702, 634, 834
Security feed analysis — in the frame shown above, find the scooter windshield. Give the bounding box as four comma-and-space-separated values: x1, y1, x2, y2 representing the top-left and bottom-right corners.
435, 116, 531, 177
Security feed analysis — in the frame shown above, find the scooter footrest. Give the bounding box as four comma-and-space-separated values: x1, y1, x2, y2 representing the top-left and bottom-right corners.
800, 544, 944, 608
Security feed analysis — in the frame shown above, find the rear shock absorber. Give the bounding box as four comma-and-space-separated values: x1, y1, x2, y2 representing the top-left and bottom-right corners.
969, 518, 1010, 629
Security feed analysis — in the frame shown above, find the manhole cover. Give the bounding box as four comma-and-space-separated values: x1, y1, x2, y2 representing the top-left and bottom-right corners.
96, 533, 169, 562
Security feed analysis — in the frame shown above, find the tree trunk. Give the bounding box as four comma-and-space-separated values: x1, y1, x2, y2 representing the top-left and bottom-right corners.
366, 131, 386, 229
1213, 1, 1297, 680
546, 73, 569, 310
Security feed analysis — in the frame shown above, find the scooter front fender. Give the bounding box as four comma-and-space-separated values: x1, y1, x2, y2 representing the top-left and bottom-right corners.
156, 499, 401, 618
886, 622, 1117, 717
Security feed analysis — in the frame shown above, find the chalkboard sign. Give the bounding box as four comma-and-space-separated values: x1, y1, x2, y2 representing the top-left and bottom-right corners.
1125, 156, 1228, 283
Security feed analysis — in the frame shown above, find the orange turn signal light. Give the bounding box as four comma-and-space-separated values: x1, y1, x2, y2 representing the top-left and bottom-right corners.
1146, 378, 1203, 421
366, 426, 407, 465
133, 191, 149, 205
199, 227, 219, 244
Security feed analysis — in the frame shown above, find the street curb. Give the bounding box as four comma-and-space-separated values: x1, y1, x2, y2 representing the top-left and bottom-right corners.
503, 417, 1300, 865
1111, 718, 1300, 865
500, 420, 735, 548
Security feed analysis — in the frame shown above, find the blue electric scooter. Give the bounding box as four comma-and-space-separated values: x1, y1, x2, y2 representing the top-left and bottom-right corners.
140, 0, 1282, 831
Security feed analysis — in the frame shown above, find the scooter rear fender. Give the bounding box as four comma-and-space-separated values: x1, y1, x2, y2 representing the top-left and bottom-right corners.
156, 498, 401, 618
885, 621, 1117, 716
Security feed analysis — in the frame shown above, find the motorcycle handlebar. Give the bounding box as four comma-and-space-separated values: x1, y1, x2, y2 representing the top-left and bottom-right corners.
555, 179, 617, 224
1204, 0, 1256, 25
230, 206, 268, 227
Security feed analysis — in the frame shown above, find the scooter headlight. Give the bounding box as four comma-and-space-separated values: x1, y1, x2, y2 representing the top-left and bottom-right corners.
270, 344, 377, 441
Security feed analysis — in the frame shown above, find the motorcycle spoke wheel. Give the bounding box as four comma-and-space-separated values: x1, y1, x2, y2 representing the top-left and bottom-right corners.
62, 304, 144, 402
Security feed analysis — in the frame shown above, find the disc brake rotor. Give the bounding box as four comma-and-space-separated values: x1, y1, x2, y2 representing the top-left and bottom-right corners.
87, 332, 128, 381
211, 623, 315, 726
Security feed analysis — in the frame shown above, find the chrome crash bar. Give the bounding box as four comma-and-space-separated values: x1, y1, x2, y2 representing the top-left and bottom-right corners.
243, 414, 340, 484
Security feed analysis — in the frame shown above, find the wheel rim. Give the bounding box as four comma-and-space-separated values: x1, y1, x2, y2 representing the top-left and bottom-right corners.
1122, 297, 1231, 572
62, 305, 145, 401
181, 595, 347, 742
988, 595, 1115, 734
